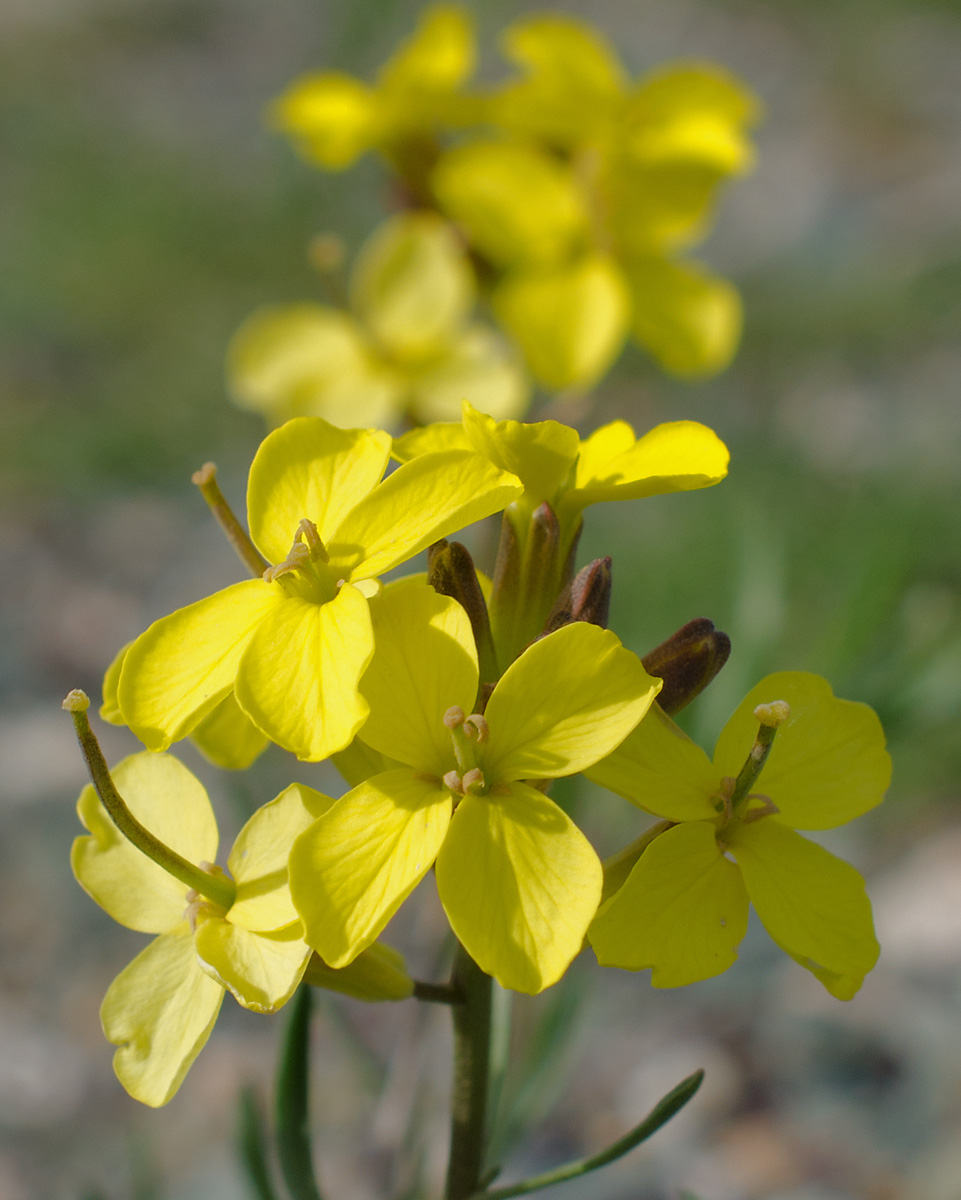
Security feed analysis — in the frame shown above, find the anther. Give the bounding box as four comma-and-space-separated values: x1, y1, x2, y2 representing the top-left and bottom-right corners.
296, 518, 328, 563
263, 541, 311, 583
443, 770, 464, 794
464, 715, 490, 743
443, 706, 466, 730
461, 769, 487, 796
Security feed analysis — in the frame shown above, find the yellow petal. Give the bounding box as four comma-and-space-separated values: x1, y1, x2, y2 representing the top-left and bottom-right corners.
351, 213, 473, 361
235, 584, 373, 762
194, 919, 310, 1014
435, 783, 602, 993
590, 821, 749, 986
332, 737, 402, 787
99, 641, 129, 725
270, 72, 381, 170
329, 450, 522, 580
358, 580, 476, 775
246, 416, 392, 563
227, 783, 337, 931
484, 624, 659, 781
118, 580, 283, 752
493, 255, 630, 390
391, 421, 471, 464
411, 326, 530, 424
713, 672, 891, 830
304, 942, 414, 1002
101, 925, 223, 1107
227, 304, 402, 429
289, 769, 452, 967
585, 704, 720, 821
432, 140, 587, 269
378, 5, 474, 96
727, 819, 879, 1000
493, 15, 626, 146
571, 418, 729, 509
190, 692, 269, 770
73, 752, 219, 933
627, 257, 742, 378
460, 400, 579, 505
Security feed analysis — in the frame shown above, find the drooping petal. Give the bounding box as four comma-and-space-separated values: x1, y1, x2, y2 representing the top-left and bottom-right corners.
235, 583, 373, 762
350, 213, 474, 361
435, 783, 602, 993
270, 73, 381, 170
73, 752, 219, 933
589, 820, 749, 986
432, 140, 587, 270
391, 422, 471, 463
627, 257, 742, 378
358, 580, 477, 775
227, 783, 337, 932
585, 704, 720, 821
100, 925, 224, 1107
190, 693, 269, 770
484, 623, 659, 781
726, 819, 879, 1000
288, 770, 452, 967
328, 450, 522, 580
713, 672, 891, 830
194, 919, 310, 1014
492, 15, 626, 147
118, 581, 283, 752
246, 416, 392, 562
227, 305, 402, 429
460, 401, 579, 505
571, 418, 729, 508
493, 255, 631, 390
411, 326, 530, 424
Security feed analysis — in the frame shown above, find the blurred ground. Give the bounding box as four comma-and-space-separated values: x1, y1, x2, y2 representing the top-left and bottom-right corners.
1, 0, 960, 1197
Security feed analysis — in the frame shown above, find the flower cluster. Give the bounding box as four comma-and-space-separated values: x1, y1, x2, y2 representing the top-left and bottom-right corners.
68, 403, 889, 1107
233, 6, 760, 431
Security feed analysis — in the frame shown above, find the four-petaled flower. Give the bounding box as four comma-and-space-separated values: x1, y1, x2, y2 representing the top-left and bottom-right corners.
586, 673, 891, 999
289, 580, 661, 993
117, 416, 521, 761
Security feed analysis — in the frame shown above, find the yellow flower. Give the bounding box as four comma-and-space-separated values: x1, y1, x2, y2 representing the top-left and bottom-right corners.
228, 212, 528, 429
289, 580, 661, 994
72, 751, 412, 1106
586, 673, 891, 999
431, 16, 760, 386
117, 417, 522, 761
272, 5, 476, 171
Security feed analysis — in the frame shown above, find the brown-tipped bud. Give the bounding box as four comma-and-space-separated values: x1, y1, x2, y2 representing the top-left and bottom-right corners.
428, 539, 499, 684
542, 557, 612, 636
642, 618, 732, 715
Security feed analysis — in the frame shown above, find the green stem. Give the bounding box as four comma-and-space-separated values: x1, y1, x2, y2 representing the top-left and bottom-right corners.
466, 1070, 705, 1200
413, 980, 464, 1006
445, 944, 494, 1200
192, 462, 269, 578
63, 692, 236, 910
237, 1087, 282, 1200
275, 986, 324, 1200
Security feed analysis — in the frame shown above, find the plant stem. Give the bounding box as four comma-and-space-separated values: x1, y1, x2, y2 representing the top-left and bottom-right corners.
444, 943, 494, 1200
275, 986, 324, 1200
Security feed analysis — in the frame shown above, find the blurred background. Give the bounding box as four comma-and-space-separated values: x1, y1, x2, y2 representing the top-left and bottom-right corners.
2, 0, 960, 1197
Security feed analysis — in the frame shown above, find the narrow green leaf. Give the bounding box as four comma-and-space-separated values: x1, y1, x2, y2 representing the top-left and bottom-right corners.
238, 1086, 282, 1200
275, 986, 325, 1200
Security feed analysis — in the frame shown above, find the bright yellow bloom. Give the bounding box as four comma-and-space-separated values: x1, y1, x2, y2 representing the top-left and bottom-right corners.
431, 16, 759, 386
587, 673, 891, 999
72, 752, 412, 1106
272, 5, 477, 170
117, 417, 522, 761
289, 580, 661, 994
228, 213, 528, 429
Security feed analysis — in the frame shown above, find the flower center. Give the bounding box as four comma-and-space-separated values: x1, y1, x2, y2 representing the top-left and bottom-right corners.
263, 518, 338, 603
442, 706, 490, 796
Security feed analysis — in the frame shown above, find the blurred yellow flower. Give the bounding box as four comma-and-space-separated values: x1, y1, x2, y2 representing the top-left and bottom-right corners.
228, 212, 528, 428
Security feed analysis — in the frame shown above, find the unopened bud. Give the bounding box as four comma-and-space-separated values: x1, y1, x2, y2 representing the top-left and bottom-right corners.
642, 618, 731, 715
428, 540, 498, 682
542, 557, 612, 636
62, 689, 91, 713
754, 700, 790, 728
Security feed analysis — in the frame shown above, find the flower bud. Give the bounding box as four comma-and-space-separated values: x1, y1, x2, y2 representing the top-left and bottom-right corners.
642, 618, 731, 715
542, 557, 612, 635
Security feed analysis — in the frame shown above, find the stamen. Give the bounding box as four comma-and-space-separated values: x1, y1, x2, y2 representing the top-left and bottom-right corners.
263, 541, 311, 583
461, 768, 487, 796
443, 770, 464, 795
741, 794, 780, 823
296, 518, 329, 563
464, 714, 490, 743
443, 706, 466, 730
